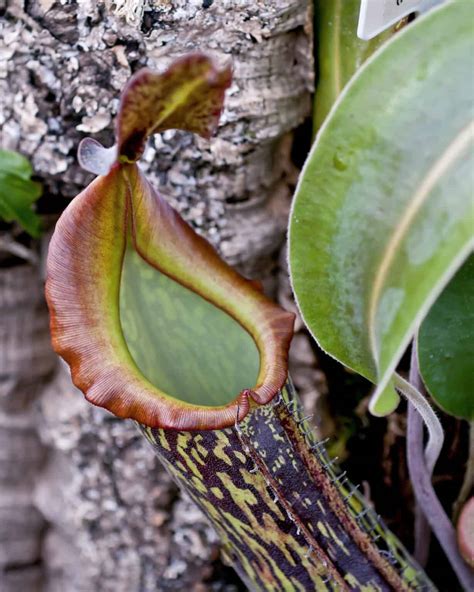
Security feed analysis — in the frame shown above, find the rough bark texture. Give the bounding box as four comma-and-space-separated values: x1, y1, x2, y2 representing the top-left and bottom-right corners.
1, 0, 312, 278
0, 1, 315, 590
0, 263, 56, 592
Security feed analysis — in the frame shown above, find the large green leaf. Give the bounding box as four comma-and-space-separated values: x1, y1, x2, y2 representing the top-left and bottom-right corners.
289, 2, 474, 415
417, 256, 473, 420
0, 150, 42, 237
313, 0, 394, 133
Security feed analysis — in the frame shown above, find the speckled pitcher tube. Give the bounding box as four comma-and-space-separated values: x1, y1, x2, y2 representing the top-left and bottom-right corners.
139, 380, 435, 592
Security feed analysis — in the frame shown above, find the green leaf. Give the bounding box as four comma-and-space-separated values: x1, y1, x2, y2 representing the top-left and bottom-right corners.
0, 149, 33, 179
289, 2, 474, 415
0, 150, 42, 237
313, 0, 394, 133
417, 256, 473, 420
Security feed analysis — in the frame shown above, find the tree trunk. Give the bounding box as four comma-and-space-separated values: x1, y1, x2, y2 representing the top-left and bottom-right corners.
0, 1, 314, 590
0, 262, 56, 592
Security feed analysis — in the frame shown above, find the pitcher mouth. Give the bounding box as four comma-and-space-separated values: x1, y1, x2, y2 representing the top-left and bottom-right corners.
46, 164, 294, 431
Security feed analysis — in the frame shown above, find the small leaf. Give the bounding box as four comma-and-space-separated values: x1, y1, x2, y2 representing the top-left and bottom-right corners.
0, 149, 33, 179
289, 3, 474, 415
457, 497, 474, 568
116, 54, 232, 163
313, 0, 394, 133
0, 150, 42, 237
418, 256, 473, 420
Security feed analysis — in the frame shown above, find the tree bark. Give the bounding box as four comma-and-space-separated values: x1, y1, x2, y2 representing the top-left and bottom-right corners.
0, 1, 314, 590
0, 263, 57, 592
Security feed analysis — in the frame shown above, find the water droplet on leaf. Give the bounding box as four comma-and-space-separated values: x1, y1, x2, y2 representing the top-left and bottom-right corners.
333, 152, 348, 171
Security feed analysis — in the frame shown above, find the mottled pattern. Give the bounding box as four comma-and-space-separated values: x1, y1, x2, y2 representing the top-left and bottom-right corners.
120, 243, 259, 407
141, 381, 435, 591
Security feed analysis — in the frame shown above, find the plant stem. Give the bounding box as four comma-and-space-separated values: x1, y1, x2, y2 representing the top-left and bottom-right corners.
408, 345, 431, 567
405, 352, 474, 590
453, 421, 474, 522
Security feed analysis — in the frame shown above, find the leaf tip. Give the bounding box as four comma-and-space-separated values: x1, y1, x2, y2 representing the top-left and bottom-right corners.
369, 380, 400, 416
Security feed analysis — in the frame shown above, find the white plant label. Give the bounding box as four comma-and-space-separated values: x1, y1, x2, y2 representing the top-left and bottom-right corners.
358, 0, 445, 40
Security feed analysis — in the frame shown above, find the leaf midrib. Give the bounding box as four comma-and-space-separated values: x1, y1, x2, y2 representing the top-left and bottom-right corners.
150, 76, 208, 135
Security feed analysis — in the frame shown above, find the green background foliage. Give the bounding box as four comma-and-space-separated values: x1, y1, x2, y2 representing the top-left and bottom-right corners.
418, 256, 474, 421
0, 149, 42, 237
313, 0, 393, 133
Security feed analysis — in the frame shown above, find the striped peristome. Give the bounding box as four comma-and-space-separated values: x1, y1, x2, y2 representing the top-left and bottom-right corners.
140, 380, 435, 591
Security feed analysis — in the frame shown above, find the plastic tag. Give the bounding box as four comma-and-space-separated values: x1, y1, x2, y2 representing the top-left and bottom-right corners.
357, 0, 444, 40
